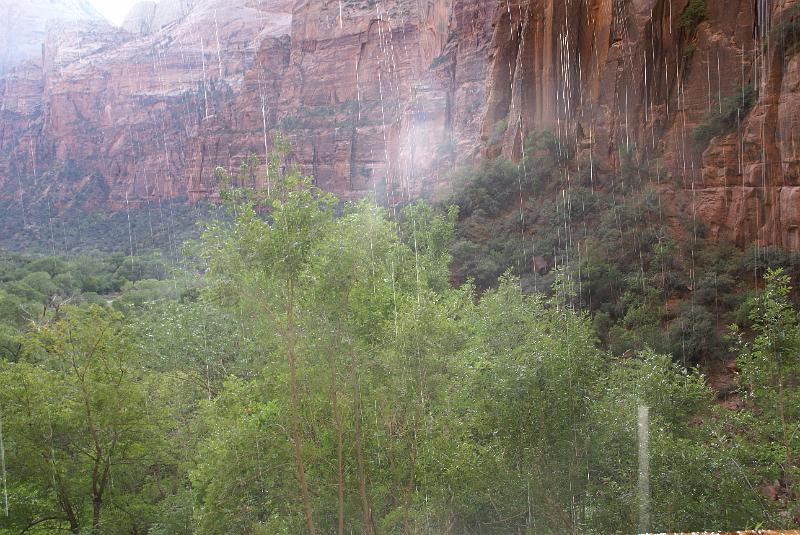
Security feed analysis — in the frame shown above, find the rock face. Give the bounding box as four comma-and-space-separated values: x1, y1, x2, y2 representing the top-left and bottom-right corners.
275, 0, 494, 203
122, 0, 197, 36
121, 2, 159, 35
0, 0, 102, 75
1, 0, 800, 249
481, 0, 800, 249
0, 0, 487, 211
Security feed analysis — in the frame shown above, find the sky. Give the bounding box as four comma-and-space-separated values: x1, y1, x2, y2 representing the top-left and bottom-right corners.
89, 0, 146, 26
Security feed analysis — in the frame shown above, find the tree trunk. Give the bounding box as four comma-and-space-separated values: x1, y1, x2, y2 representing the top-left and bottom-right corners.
91, 497, 103, 534
54, 471, 80, 534
286, 279, 316, 535
350, 345, 374, 535
327, 340, 346, 535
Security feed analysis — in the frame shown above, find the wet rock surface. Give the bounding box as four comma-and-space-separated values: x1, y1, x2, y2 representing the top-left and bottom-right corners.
0, 0, 799, 249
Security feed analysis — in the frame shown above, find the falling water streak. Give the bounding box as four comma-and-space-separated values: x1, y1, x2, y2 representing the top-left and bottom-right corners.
650, 13, 656, 142
47, 201, 56, 257
393, 11, 418, 202
707, 51, 712, 112
379, 0, 429, 503
691, 160, 698, 326
717, 51, 722, 114
125, 191, 135, 258
60, 217, 68, 253
760, 0, 770, 275
503, 0, 516, 177
151, 53, 173, 257
200, 38, 210, 119
29, 138, 37, 186
380, 10, 408, 200
679, 63, 687, 188
376, 0, 410, 346
759, 122, 768, 284
644, 50, 649, 123
625, 86, 630, 149
374, 6, 395, 215
339, 0, 343, 28
214, 10, 224, 79
0, 412, 7, 517
589, 123, 595, 194
562, 3, 581, 518
134, 131, 156, 242
637, 405, 650, 534
739, 39, 747, 181
15, 172, 26, 228
261, 95, 271, 196
151, 47, 181, 280
512, 6, 531, 273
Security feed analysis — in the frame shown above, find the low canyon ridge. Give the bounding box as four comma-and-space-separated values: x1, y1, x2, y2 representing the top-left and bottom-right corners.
0, 0, 799, 248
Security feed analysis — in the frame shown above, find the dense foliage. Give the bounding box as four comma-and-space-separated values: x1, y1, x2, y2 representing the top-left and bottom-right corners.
0, 196, 208, 255
442, 131, 800, 369
0, 144, 797, 534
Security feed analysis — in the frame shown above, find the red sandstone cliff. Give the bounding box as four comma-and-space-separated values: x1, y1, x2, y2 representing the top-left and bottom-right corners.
483, 0, 800, 249
0, 0, 799, 248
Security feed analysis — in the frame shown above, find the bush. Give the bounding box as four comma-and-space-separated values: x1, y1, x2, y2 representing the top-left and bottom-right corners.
445, 158, 522, 218
488, 118, 508, 145
692, 85, 757, 152
772, 3, 800, 54
429, 54, 449, 69
668, 302, 719, 365
679, 0, 706, 31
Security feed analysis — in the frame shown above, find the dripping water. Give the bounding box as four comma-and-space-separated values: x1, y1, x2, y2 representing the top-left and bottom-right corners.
0, 410, 7, 517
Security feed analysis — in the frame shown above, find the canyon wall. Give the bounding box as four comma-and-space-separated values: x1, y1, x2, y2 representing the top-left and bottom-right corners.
0, 0, 799, 248
0, 0, 491, 211
484, 0, 800, 249
0, 0, 103, 75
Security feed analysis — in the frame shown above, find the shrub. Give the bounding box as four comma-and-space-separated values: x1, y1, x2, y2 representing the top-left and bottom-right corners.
429, 54, 449, 69
668, 302, 719, 365
772, 3, 800, 54
679, 0, 706, 31
488, 118, 508, 145
692, 85, 757, 152
445, 158, 521, 218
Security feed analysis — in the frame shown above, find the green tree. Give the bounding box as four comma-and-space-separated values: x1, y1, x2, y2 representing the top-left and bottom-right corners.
203, 142, 337, 534
0, 306, 172, 534
732, 268, 800, 515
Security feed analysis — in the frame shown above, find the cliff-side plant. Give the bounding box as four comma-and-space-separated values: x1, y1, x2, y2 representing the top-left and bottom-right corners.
488, 117, 508, 145
679, 0, 706, 32
772, 3, 800, 56
429, 54, 449, 69
692, 85, 757, 152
